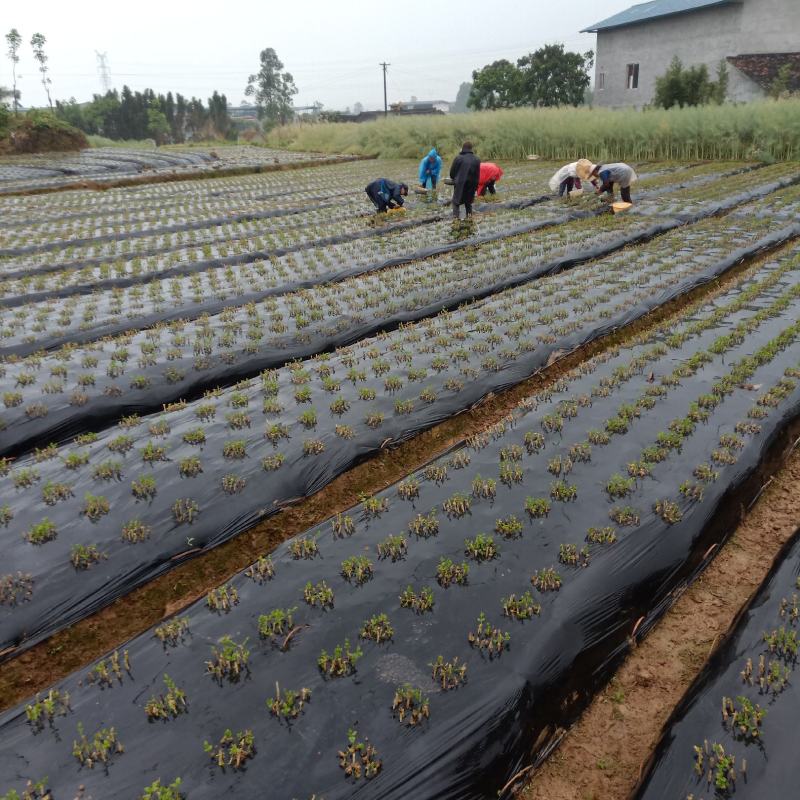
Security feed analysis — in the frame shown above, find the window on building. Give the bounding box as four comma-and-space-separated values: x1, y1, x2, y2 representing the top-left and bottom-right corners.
626, 63, 640, 90
597, 72, 605, 90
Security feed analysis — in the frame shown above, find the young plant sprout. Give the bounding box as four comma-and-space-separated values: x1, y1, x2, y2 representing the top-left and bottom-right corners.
257, 607, 299, 647
267, 682, 311, 721
25, 689, 71, 731
495, 515, 524, 538
203, 729, 255, 771
154, 618, 190, 648
399, 585, 435, 613
558, 543, 590, 567
468, 612, 511, 657
1, 778, 53, 799
409, 510, 439, 538
464, 533, 499, 561
609, 505, 640, 526
25, 518, 57, 545
0, 572, 34, 606
139, 777, 184, 800
531, 567, 562, 592
377, 534, 408, 561
762, 626, 798, 658
304, 580, 335, 608
341, 555, 373, 585
430, 655, 468, 690
360, 494, 389, 518
721, 695, 765, 741
289, 536, 319, 560
550, 480, 578, 502
86, 649, 131, 689
654, 499, 683, 524
145, 675, 188, 721
525, 497, 551, 518
318, 639, 363, 677
206, 584, 239, 613
587, 526, 617, 544
72, 722, 124, 769
331, 513, 355, 538
502, 591, 541, 620
692, 741, 741, 792
206, 636, 250, 683
423, 464, 448, 483
172, 498, 200, 525
436, 558, 470, 588
392, 685, 430, 726
397, 478, 420, 500
338, 727, 382, 780
360, 613, 394, 643
70, 544, 106, 570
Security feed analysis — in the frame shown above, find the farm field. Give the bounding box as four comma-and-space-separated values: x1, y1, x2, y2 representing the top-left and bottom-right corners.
1, 154, 800, 799
0, 145, 357, 194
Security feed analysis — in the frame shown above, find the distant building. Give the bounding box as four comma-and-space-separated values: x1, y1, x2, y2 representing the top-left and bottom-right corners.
582, 0, 800, 107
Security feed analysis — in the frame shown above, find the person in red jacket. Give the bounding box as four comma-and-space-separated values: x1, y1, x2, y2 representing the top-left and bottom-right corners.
477, 162, 504, 196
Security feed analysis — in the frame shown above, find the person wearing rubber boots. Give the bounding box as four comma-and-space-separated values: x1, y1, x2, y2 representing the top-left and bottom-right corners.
576, 159, 638, 205
477, 162, 504, 196
364, 178, 409, 214
418, 148, 442, 190
448, 141, 480, 219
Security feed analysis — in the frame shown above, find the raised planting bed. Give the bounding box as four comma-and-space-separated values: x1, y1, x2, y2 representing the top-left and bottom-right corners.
2, 179, 799, 458
634, 527, 800, 800
3, 247, 800, 798
1, 209, 800, 655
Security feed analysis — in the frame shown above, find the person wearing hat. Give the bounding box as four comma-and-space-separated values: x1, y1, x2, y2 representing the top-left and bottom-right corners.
477, 162, 504, 197
548, 161, 589, 198
449, 141, 481, 219
576, 159, 638, 204
365, 178, 409, 214
418, 148, 443, 190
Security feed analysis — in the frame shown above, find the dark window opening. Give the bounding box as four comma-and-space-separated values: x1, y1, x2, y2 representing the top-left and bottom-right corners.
626, 63, 639, 90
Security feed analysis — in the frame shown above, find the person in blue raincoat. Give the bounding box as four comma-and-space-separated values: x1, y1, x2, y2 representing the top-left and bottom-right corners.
418, 148, 442, 189
365, 178, 408, 213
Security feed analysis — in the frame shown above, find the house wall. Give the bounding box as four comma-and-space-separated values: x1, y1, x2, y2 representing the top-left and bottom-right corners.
592, 0, 798, 107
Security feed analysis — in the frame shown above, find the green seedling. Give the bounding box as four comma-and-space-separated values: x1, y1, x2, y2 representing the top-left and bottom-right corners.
122, 519, 151, 543
525, 497, 551, 518
139, 777, 184, 800
258, 607, 297, 640
25, 518, 57, 545
606, 474, 636, 499
587, 526, 617, 544
524, 431, 545, 453
531, 567, 562, 592
304, 580, 334, 608
377, 534, 407, 561
145, 675, 187, 721
409, 510, 439, 538
154, 618, 190, 648
341, 555, 373, 585
72, 722, 124, 768
172, 498, 200, 525
654, 499, 682, 524
422, 464, 448, 483
42, 481, 73, 505
360, 613, 394, 643
179, 456, 203, 478
360, 494, 389, 517
331, 513, 355, 538
399, 585, 434, 614
206, 636, 250, 683
338, 727, 381, 780
289, 536, 319, 560
464, 533, 498, 561
25, 688, 71, 731
245, 555, 275, 583
550, 480, 578, 502
763, 626, 798, 658
501, 591, 541, 621
430, 655, 467, 690
468, 612, 510, 657
436, 558, 469, 588
206, 584, 239, 613
0, 572, 34, 606
70, 544, 106, 570
609, 505, 640, 526
262, 453, 285, 471
397, 478, 420, 500
495, 515, 524, 539
559, 543, 589, 567
318, 639, 362, 677
203, 728, 255, 771
392, 685, 430, 726
721, 695, 765, 741
267, 682, 311, 720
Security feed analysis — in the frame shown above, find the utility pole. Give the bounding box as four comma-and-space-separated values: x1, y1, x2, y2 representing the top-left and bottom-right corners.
380, 62, 390, 117
95, 51, 112, 94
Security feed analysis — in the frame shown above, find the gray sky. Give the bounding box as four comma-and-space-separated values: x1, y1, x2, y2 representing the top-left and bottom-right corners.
4, 0, 634, 111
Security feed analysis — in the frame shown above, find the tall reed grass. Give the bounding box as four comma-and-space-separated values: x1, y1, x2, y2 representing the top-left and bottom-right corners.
267, 100, 800, 162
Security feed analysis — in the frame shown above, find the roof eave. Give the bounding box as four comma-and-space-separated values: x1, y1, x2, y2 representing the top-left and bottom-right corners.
582, 0, 733, 34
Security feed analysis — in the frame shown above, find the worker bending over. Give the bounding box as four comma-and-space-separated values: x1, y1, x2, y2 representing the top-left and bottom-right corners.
418, 148, 442, 189
576, 159, 638, 204
449, 142, 480, 219
365, 178, 409, 213
549, 161, 588, 197
477, 162, 504, 196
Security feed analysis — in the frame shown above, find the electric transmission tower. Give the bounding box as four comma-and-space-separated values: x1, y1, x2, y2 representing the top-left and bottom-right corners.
95, 51, 112, 93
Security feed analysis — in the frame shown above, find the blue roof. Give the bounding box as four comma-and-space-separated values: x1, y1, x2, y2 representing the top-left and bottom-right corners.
582, 0, 734, 32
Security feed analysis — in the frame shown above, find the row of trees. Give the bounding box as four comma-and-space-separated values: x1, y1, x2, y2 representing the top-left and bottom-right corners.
468, 45, 594, 110
5, 28, 53, 111
55, 88, 234, 143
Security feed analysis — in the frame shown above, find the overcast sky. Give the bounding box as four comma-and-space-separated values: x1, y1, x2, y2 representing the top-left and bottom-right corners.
4, 0, 635, 111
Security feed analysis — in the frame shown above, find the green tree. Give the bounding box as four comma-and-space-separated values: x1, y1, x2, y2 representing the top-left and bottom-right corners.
245, 48, 297, 130
5, 28, 22, 113
654, 56, 728, 108
468, 60, 519, 110
516, 44, 594, 107
30, 32, 53, 109
769, 63, 796, 99
147, 108, 170, 144
452, 81, 472, 113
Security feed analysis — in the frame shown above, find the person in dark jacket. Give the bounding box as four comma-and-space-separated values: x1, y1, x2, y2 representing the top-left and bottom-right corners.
449, 142, 480, 219
365, 178, 409, 213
